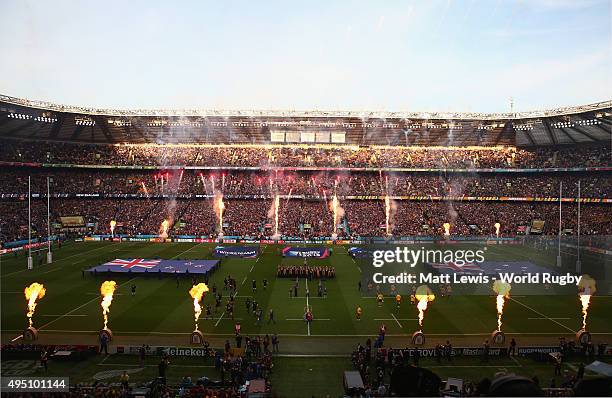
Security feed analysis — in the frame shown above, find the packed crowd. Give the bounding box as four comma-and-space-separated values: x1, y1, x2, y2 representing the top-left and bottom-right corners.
1, 168, 610, 199
1, 140, 610, 169
1, 198, 610, 244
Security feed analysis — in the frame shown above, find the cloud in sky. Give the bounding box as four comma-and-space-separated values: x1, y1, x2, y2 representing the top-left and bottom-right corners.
0, 0, 609, 112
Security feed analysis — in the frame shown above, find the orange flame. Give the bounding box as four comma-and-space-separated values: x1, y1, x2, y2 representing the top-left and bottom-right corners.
110, 220, 117, 235
443, 222, 451, 236
577, 275, 597, 330
385, 195, 391, 236
189, 283, 209, 331
100, 281, 117, 330
415, 285, 435, 328
493, 281, 511, 331
159, 219, 170, 238
494, 222, 501, 238
214, 192, 225, 234
274, 195, 280, 237
329, 193, 344, 239
24, 283, 46, 328
141, 181, 148, 196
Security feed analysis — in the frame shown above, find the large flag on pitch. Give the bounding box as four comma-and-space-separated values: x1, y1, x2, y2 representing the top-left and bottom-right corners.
88, 258, 218, 274
429, 262, 483, 273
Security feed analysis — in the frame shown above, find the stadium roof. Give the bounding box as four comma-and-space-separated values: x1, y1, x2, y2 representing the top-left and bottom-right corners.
0, 94, 610, 146
2, 94, 611, 120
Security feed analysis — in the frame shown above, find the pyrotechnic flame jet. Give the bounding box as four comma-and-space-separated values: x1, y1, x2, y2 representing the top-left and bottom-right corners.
274, 194, 280, 237
385, 195, 391, 236
214, 192, 225, 235
100, 281, 117, 330
494, 222, 501, 238
141, 181, 149, 197
159, 219, 170, 238
415, 285, 435, 330
24, 283, 46, 328
577, 275, 597, 331
110, 220, 117, 236
189, 283, 209, 331
492, 280, 511, 331
384, 175, 391, 235
443, 222, 451, 236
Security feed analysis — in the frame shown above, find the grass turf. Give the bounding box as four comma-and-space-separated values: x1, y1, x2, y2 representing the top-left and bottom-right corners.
1, 241, 610, 340
1, 241, 610, 396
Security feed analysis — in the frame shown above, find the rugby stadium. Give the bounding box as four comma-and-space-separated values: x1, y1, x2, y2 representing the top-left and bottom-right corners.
1, 2, 611, 398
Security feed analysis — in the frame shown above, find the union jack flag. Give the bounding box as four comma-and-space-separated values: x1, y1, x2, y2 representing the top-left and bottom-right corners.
430, 262, 482, 273
92, 259, 217, 274
106, 258, 162, 269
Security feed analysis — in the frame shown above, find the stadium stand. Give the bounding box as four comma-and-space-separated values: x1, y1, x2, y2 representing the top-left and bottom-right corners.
0, 95, 610, 245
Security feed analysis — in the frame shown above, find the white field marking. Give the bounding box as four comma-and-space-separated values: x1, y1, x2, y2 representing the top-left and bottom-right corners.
351, 256, 362, 272
10, 335, 23, 342
290, 296, 326, 299
7, 330, 612, 337
31, 277, 137, 333
202, 317, 243, 321
99, 354, 110, 364
0, 241, 74, 259
528, 317, 571, 320
3, 243, 122, 277
509, 355, 523, 367
285, 318, 331, 321
44, 245, 125, 274
170, 242, 201, 259
214, 309, 226, 327
48, 240, 193, 278
42, 314, 88, 317
214, 273, 245, 327
249, 265, 254, 272
391, 313, 403, 329
87, 293, 124, 296
375, 318, 418, 321
510, 297, 576, 333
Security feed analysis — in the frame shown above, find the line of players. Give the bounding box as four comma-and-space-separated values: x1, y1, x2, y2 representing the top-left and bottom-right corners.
197, 276, 273, 324
195, 259, 333, 326
355, 283, 453, 320
276, 265, 336, 279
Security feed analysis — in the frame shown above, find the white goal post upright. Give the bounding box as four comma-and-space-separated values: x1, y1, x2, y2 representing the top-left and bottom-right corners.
27, 175, 33, 270
576, 180, 581, 274
47, 176, 53, 264
556, 181, 562, 268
